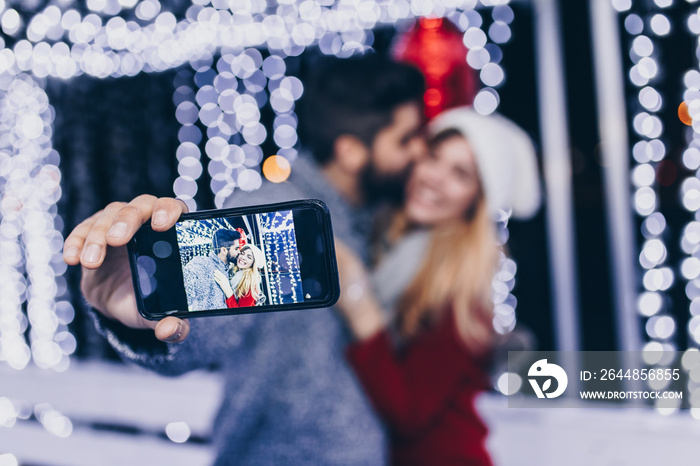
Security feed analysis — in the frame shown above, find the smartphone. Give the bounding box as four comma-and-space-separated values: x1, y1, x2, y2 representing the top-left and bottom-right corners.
127, 199, 340, 320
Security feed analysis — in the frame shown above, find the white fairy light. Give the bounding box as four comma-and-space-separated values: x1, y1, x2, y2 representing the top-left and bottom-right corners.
616, 0, 682, 409
674, 0, 700, 410
0, 74, 71, 372
0, 0, 506, 82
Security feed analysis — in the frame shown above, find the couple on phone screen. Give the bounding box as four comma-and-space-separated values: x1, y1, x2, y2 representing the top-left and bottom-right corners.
64, 54, 539, 465
182, 227, 264, 311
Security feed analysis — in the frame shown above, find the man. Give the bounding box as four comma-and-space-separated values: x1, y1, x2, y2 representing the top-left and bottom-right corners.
64, 54, 425, 464
183, 229, 241, 311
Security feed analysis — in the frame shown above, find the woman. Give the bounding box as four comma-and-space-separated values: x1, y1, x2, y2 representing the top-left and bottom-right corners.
335, 107, 540, 465
214, 243, 265, 308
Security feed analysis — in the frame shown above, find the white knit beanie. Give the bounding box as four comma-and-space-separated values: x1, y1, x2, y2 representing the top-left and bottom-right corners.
429, 107, 541, 220
244, 243, 266, 270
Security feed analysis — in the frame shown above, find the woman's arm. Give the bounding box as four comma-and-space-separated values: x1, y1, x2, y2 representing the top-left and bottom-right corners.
346, 312, 485, 439
335, 242, 485, 439
334, 241, 385, 340
225, 291, 256, 308
236, 291, 256, 307
214, 270, 235, 309
225, 295, 239, 308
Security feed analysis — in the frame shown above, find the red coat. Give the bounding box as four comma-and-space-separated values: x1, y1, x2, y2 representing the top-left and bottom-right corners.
225, 291, 255, 308
346, 312, 492, 466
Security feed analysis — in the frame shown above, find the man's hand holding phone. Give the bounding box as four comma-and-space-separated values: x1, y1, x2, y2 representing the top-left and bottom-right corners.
62, 195, 190, 343
64, 195, 339, 339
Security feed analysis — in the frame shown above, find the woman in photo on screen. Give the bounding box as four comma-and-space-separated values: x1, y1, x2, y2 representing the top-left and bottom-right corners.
334, 107, 541, 466
214, 243, 265, 308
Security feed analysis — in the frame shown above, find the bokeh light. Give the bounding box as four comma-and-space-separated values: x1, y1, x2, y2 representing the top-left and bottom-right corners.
0, 74, 70, 374
619, 0, 688, 405
680, 101, 692, 126
262, 155, 292, 183
165, 421, 191, 443
678, 0, 700, 411
496, 372, 522, 396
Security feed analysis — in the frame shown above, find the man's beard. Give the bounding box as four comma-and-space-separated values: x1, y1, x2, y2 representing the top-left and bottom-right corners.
360, 163, 412, 206
227, 249, 238, 265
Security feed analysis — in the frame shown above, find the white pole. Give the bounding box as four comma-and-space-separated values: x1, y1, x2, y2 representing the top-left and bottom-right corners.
533, 0, 582, 389
589, 0, 641, 353
589, 0, 643, 394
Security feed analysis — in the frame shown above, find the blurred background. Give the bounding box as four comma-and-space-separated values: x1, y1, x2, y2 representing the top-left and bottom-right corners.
2, 0, 700, 464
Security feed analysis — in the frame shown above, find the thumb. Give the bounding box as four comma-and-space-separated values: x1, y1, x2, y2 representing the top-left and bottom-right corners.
155, 317, 190, 343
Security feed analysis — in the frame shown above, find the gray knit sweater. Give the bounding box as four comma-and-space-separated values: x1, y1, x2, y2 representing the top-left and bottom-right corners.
92, 156, 386, 465
183, 251, 227, 312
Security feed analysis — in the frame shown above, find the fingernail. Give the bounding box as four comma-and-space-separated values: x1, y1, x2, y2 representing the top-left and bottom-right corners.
83, 244, 101, 263
107, 222, 128, 238
163, 322, 183, 343
152, 210, 169, 226
64, 246, 78, 258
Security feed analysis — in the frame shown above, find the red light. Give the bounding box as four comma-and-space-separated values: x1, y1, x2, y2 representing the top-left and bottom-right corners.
424, 88, 442, 107
393, 18, 479, 120
420, 17, 443, 29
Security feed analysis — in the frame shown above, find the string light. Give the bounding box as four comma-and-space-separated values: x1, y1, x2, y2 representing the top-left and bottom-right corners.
680, 1, 700, 416
258, 210, 303, 305
184, 48, 269, 208
492, 210, 517, 335
173, 68, 203, 212
0, 0, 505, 81
0, 74, 72, 373
623, 1, 672, 340
618, 0, 687, 412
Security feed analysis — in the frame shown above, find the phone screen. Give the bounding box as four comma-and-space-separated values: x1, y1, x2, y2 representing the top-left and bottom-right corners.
128, 200, 339, 320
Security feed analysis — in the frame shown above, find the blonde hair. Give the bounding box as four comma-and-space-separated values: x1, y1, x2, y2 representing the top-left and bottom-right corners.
394, 176, 499, 355
235, 245, 263, 302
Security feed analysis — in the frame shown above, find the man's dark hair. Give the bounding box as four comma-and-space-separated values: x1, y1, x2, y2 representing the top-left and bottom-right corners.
299, 54, 425, 165
212, 228, 242, 252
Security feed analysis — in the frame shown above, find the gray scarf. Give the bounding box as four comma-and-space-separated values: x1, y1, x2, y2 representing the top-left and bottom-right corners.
229, 269, 245, 293
371, 228, 432, 321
